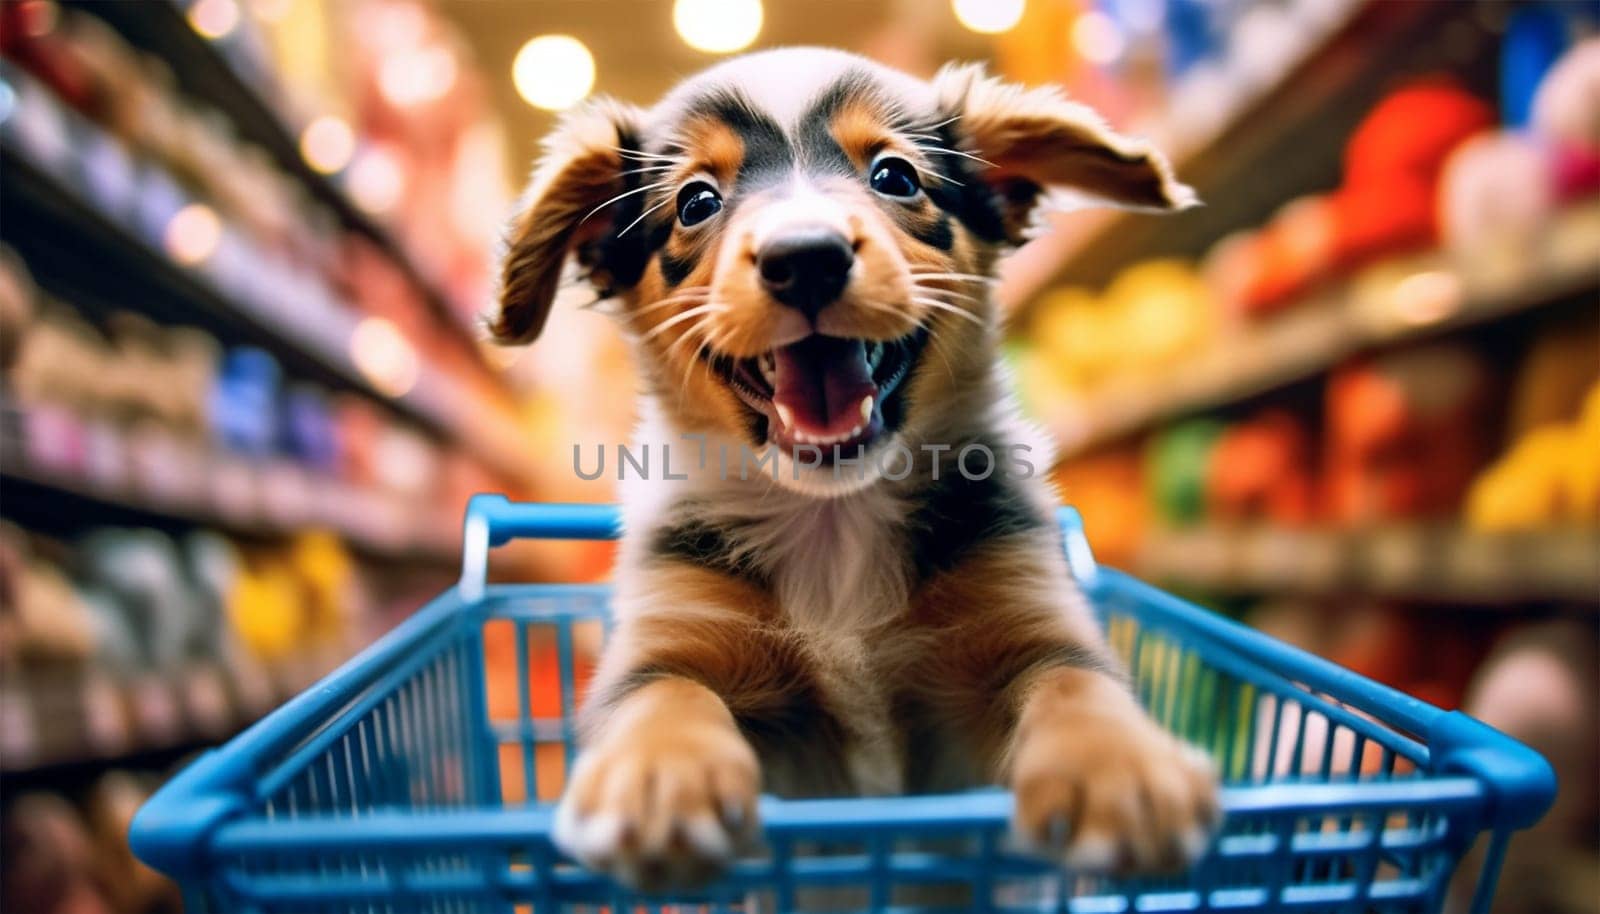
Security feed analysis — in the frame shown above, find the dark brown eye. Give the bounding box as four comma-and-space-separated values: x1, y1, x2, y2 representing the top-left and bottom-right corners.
677, 182, 722, 226
869, 156, 921, 198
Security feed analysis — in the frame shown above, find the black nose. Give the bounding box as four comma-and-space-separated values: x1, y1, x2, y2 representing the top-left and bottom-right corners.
757, 229, 854, 318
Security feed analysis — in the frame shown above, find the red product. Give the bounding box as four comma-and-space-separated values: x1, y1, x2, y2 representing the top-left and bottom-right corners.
1333, 80, 1496, 269
1323, 345, 1494, 524
1238, 195, 1339, 316
1329, 175, 1439, 270
1206, 410, 1317, 525
1344, 80, 1497, 187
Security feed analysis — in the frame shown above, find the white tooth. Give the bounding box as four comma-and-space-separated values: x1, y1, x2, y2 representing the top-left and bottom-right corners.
859, 396, 874, 421
775, 403, 794, 429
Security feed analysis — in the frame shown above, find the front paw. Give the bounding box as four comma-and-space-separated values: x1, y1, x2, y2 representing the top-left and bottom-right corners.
553, 722, 760, 892
1012, 712, 1221, 875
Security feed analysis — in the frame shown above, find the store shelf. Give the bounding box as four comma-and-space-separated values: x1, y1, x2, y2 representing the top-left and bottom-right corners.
64, 0, 503, 384
1040, 204, 1600, 458
0, 67, 538, 487
1137, 524, 1600, 604
1, 402, 460, 564
998, 0, 1475, 312
0, 647, 346, 775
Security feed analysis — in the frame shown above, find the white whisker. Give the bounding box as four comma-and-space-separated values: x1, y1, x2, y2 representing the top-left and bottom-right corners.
618, 195, 675, 237
640, 302, 728, 343
581, 181, 671, 223
915, 285, 981, 305
634, 287, 713, 314
914, 145, 996, 169
908, 270, 1001, 285
912, 296, 985, 327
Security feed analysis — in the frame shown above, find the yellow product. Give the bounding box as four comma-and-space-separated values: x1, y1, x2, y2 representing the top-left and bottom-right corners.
1029, 286, 1106, 392
1102, 259, 1212, 373
228, 561, 303, 662
1563, 382, 1600, 521
288, 531, 359, 643
1465, 425, 1575, 531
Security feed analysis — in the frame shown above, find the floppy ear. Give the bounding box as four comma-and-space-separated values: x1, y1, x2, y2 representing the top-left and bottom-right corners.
489, 98, 647, 344
932, 63, 1196, 242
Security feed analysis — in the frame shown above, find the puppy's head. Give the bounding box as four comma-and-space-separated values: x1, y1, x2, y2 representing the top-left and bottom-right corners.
492, 48, 1192, 493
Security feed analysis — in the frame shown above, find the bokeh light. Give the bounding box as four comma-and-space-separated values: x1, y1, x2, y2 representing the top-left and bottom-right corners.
673, 0, 763, 54
188, 0, 241, 39
512, 35, 595, 111
348, 146, 405, 214
300, 115, 356, 174
378, 45, 458, 108
1073, 11, 1127, 65
1393, 271, 1464, 326
351, 317, 420, 398
163, 204, 222, 266
953, 0, 1024, 35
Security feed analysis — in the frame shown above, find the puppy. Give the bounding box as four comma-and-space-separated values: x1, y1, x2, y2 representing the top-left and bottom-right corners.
490, 48, 1219, 892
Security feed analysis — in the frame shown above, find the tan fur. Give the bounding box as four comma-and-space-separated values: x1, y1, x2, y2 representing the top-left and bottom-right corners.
933, 62, 1198, 239
492, 99, 644, 343
496, 48, 1216, 893
1008, 666, 1222, 873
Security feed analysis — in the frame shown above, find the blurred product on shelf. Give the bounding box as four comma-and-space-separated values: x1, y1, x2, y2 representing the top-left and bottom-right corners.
1451, 620, 1600, 914
0, 242, 477, 557
0, 1, 543, 486
1014, 28, 1600, 461
0, 516, 396, 772
1145, 418, 1223, 528
1206, 409, 1315, 526
1324, 344, 1492, 526
1333, 79, 1494, 275
1467, 379, 1600, 532
1466, 313, 1600, 531
1, 771, 179, 914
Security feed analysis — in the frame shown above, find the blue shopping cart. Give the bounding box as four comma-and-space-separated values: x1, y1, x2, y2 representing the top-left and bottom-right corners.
130, 496, 1554, 913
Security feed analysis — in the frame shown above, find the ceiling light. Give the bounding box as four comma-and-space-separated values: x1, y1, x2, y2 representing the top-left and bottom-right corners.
188, 0, 241, 39
673, 0, 762, 54
512, 35, 595, 111
300, 115, 355, 174
953, 0, 1024, 34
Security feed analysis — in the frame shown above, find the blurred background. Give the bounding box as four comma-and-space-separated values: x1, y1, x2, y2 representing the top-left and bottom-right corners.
0, 0, 1595, 911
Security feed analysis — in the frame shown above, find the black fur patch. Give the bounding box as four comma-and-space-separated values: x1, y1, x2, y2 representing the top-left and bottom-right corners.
658, 248, 695, 287
579, 125, 656, 293
910, 213, 954, 251
684, 89, 791, 192
648, 517, 764, 584
911, 118, 1009, 244
796, 69, 878, 176
905, 449, 1051, 580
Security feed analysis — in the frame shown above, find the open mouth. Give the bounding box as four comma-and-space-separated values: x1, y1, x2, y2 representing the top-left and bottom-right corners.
707, 331, 924, 455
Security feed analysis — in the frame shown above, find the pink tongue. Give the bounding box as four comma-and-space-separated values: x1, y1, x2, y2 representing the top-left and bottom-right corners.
772, 336, 876, 434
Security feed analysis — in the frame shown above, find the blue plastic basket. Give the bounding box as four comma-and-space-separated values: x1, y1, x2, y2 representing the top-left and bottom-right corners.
130, 496, 1554, 913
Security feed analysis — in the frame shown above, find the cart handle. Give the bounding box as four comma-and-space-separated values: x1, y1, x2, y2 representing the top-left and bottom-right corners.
459, 495, 621, 598
458, 495, 1100, 597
